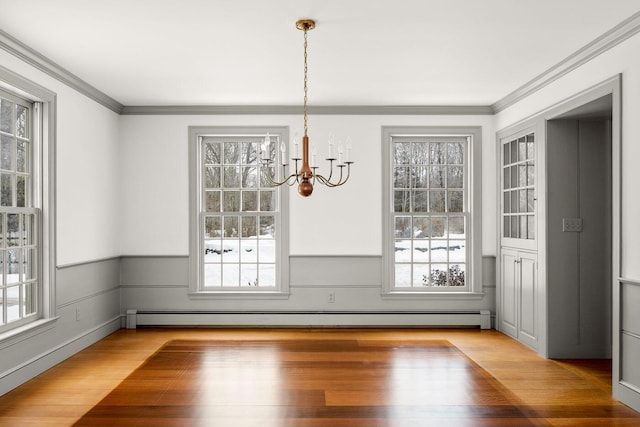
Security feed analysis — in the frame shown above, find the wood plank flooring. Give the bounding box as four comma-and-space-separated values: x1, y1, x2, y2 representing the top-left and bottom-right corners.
0, 328, 638, 426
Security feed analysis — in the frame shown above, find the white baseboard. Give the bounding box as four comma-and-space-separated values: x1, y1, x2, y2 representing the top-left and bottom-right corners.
0, 316, 122, 396
132, 310, 492, 329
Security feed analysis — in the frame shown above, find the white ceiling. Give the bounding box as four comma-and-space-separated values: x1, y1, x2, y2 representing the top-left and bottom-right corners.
1, 0, 639, 107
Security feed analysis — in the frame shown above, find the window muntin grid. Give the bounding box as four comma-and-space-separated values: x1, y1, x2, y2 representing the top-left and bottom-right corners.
391, 137, 469, 289
0, 90, 38, 330
502, 133, 535, 240
201, 136, 279, 289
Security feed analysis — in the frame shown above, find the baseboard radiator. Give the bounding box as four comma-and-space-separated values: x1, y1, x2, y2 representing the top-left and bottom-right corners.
126, 310, 492, 330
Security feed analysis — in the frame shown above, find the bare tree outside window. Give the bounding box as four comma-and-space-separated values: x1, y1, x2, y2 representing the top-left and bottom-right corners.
391, 137, 469, 289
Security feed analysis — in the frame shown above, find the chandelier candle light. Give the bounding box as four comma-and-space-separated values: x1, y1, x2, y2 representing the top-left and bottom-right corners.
260, 19, 354, 197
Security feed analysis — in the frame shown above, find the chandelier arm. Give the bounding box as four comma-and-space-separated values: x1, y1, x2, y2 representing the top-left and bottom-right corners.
342, 162, 351, 184
324, 160, 335, 182
333, 166, 345, 185
315, 163, 352, 187
332, 163, 344, 184
337, 165, 347, 185
316, 173, 342, 187
262, 171, 299, 187
265, 176, 295, 187
314, 174, 331, 186
315, 174, 344, 187
292, 158, 301, 184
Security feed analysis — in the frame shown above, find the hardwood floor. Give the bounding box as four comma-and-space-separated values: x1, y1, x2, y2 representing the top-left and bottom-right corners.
0, 328, 638, 426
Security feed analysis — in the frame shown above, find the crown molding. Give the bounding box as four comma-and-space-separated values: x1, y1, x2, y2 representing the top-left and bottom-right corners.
120, 104, 494, 115
3, 9, 640, 117
0, 29, 124, 114
492, 10, 640, 113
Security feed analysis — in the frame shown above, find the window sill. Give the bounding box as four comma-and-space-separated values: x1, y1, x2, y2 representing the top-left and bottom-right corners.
0, 317, 60, 350
381, 291, 485, 300
188, 291, 290, 300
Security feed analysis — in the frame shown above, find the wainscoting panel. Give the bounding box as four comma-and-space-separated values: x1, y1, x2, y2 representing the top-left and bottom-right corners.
120, 255, 496, 290
120, 255, 496, 328
290, 256, 382, 287
622, 281, 640, 336
620, 280, 640, 401
618, 278, 640, 412
56, 257, 121, 307
622, 332, 640, 389
120, 256, 189, 288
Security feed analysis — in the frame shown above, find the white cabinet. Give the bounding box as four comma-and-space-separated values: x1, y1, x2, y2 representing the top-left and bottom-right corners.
500, 248, 537, 350
499, 129, 539, 351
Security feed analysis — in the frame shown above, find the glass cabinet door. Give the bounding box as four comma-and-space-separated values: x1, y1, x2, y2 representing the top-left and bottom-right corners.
502, 132, 535, 243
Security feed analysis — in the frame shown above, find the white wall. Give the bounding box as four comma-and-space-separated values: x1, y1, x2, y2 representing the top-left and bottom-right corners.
119, 114, 496, 256
56, 87, 121, 265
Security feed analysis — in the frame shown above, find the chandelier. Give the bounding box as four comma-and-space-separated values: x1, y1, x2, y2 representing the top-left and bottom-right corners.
260, 19, 353, 197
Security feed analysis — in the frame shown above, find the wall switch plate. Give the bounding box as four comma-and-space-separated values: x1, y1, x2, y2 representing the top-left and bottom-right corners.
562, 217, 583, 232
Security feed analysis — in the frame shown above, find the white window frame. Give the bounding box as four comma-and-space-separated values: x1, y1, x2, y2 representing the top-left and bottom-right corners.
188, 126, 289, 299
0, 66, 57, 340
382, 126, 482, 297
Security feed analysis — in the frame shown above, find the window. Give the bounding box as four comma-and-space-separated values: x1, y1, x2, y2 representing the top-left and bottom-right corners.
382, 127, 482, 294
0, 88, 38, 331
189, 127, 289, 296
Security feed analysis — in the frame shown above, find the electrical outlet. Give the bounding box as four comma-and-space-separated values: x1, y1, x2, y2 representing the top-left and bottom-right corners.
76, 307, 80, 321
562, 217, 583, 232
328, 292, 335, 303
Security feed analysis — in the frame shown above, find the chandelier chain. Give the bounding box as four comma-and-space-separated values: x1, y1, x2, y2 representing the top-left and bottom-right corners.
261, 19, 352, 197
303, 27, 308, 137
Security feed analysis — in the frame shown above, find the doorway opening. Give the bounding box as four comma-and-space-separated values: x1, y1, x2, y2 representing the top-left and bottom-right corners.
546, 94, 613, 359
